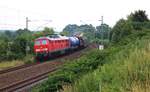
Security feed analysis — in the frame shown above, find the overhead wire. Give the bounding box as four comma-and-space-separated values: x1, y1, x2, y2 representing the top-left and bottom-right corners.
0, 5, 53, 30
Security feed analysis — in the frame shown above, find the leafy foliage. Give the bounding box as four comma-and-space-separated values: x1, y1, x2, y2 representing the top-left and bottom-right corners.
63, 10, 150, 92
33, 10, 150, 92
62, 24, 79, 36
128, 10, 149, 22
0, 27, 54, 61
32, 49, 114, 92
60, 31, 69, 36
68, 37, 150, 92
62, 24, 111, 43
96, 24, 111, 40
110, 19, 133, 43
110, 10, 150, 43
34, 27, 54, 38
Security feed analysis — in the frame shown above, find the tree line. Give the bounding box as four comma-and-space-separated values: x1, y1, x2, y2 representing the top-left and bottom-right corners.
1, 10, 147, 62
61, 23, 111, 44
110, 10, 150, 43
31, 10, 150, 92
0, 27, 54, 61
0, 23, 111, 62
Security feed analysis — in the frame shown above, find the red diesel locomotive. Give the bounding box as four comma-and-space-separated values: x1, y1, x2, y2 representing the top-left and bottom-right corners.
34, 34, 85, 60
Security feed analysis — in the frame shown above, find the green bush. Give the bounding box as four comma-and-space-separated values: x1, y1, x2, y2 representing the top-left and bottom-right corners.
66, 39, 150, 92
32, 48, 116, 92
24, 54, 34, 64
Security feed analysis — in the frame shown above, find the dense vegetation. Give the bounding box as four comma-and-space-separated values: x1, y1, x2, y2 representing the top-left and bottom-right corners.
32, 48, 114, 92
0, 21, 110, 63
64, 10, 150, 92
32, 10, 150, 92
65, 33, 150, 92
0, 27, 54, 62
61, 23, 111, 43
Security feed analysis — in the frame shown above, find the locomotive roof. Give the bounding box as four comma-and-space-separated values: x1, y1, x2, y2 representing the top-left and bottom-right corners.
35, 35, 69, 41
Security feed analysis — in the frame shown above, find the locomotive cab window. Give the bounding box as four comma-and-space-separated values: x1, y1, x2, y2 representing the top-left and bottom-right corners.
35, 41, 40, 45
42, 40, 47, 45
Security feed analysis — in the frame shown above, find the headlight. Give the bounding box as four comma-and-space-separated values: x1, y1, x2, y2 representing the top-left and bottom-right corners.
36, 49, 40, 52
35, 48, 48, 52
43, 48, 48, 51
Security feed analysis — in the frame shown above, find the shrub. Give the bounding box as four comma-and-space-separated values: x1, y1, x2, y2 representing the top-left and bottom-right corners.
66, 39, 150, 92
32, 48, 116, 92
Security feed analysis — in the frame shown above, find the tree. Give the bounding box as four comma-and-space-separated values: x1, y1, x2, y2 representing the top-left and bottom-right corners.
34, 27, 54, 38
60, 31, 69, 36
0, 40, 7, 61
128, 10, 149, 22
11, 37, 27, 58
42, 27, 54, 36
127, 10, 150, 30
77, 24, 96, 42
96, 24, 111, 39
16, 28, 31, 36
62, 24, 96, 42
110, 19, 132, 43
62, 24, 79, 36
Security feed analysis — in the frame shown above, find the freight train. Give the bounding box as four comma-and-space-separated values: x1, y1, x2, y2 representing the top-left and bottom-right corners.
34, 34, 86, 61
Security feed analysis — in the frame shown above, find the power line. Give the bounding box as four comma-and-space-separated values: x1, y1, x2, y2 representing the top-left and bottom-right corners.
0, 24, 24, 26
0, 5, 51, 18
25, 17, 53, 31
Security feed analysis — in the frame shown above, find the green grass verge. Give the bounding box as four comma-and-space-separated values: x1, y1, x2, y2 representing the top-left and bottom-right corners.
0, 54, 34, 70
32, 30, 150, 92
0, 60, 24, 70
64, 39, 150, 92
32, 47, 119, 92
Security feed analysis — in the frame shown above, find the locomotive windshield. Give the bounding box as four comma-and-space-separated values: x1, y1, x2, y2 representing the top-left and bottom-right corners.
35, 40, 47, 45
35, 40, 40, 45
42, 40, 47, 45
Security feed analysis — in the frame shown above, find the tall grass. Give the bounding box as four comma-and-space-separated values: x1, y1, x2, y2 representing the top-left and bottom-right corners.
64, 39, 150, 92
0, 60, 24, 70
32, 49, 112, 92
0, 54, 33, 70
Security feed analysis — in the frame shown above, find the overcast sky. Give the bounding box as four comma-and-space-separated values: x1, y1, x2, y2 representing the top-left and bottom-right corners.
0, 0, 150, 32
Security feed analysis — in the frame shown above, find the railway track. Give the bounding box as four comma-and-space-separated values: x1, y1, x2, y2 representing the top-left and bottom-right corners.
0, 63, 38, 75
0, 48, 83, 75
0, 61, 62, 92
0, 44, 97, 92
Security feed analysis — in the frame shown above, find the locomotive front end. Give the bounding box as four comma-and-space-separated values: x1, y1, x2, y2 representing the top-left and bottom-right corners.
34, 38, 49, 60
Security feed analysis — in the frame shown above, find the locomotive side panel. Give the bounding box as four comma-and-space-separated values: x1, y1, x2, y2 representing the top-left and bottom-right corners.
34, 34, 85, 61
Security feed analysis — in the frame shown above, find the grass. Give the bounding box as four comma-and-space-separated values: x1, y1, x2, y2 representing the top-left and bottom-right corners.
32, 31, 150, 92
0, 54, 34, 70
0, 60, 24, 70
31, 48, 114, 92
64, 39, 150, 92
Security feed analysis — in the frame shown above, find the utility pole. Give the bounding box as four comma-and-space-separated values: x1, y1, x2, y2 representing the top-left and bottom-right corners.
25, 17, 30, 56
26, 17, 29, 31
101, 16, 103, 24
98, 16, 104, 50
101, 16, 103, 45
98, 16, 104, 44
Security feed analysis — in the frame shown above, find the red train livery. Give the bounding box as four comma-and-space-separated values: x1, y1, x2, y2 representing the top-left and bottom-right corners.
34, 37, 69, 53
34, 34, 85, 61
